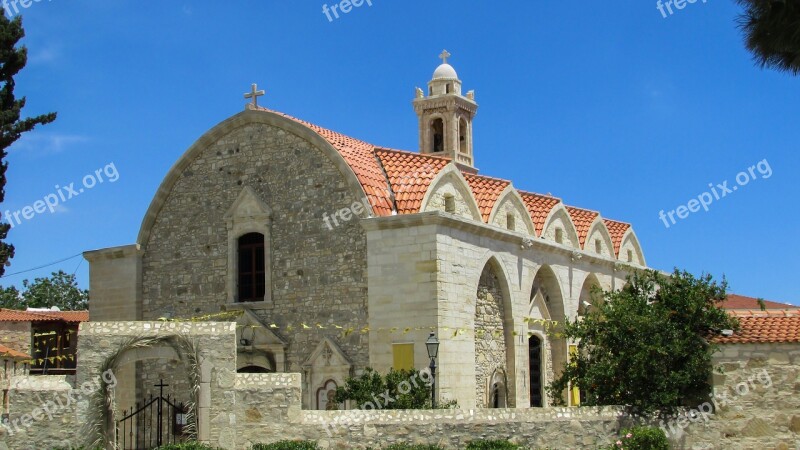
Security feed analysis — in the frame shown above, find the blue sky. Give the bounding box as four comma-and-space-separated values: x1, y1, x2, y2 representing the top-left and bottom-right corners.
1, 0, 797, 305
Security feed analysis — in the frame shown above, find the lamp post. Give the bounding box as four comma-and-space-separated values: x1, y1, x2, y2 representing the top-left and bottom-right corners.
425, 332, 440, 409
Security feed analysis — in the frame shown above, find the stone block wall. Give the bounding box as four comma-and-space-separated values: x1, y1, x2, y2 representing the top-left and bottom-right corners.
670, 343, 800, 449
0, 322, 31, 355
0, 376, 82, 450
233, 370, 625, 450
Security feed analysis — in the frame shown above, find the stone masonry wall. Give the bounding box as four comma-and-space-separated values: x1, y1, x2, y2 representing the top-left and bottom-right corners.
0, 376, 82, 450
672, 343, 800, 450
234, 371, 624, 450
474, 264, 507, 407
140, 120, 371, 402
0, 322, 31, 355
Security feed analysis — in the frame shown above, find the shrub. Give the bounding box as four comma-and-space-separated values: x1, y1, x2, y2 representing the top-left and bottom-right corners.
465, 440, 521, 449
252, 441, 320, 450
334, 367, 457, 410
607, 426, 670, 450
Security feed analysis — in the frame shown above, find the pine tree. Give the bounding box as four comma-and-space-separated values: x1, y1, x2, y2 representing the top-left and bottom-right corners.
0, 12, 57, 276
736, 0, 800, 75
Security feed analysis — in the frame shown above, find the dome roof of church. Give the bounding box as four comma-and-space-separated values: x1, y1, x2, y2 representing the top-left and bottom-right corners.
433, 63, 458, 80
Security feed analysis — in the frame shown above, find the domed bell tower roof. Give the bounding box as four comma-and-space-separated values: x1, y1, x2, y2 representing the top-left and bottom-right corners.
412, 50, 478, 169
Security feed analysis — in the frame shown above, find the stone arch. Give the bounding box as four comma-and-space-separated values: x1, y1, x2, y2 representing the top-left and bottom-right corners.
578, 273, 603, 317
530, 264, 568, 406
81, 334, 209, 446
420, 164, 482, 221
541, 205, 580, 248
137, 109, 368, 247
585, 217, 615, 257
473, 256, 516, 408
488, 185, 536, 235
619, 228, 646, 266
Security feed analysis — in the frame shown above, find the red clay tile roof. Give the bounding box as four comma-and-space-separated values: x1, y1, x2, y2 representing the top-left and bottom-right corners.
257, 108, 636, 242
46, 311, 90, 323
264, 109, 394, 217
520, 191, 562, 237
0, 344, 30, 360
714, 310, 800, 344
603, 219, 631, 257
0, 309, 89, 323
375, 148, 450, 214
566, 206, 600, 249
722, 294, 798, 311
463, 174, 511, 222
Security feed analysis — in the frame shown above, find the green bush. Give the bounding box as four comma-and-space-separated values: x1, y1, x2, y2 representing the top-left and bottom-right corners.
251, 441, 320, 450
465, 440, 521, 449
607, 426, 670, 450
334, 367, 457, 410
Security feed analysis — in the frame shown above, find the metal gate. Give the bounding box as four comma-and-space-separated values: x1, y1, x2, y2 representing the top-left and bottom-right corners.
116, 380, 188, 450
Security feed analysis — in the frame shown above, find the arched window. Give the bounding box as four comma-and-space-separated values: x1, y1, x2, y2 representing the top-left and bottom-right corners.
459, 118, 468, 154
238, 233, 265, 303
430, 119, 444, 153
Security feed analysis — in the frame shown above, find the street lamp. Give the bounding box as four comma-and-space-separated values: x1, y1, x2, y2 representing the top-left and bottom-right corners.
425, 332, 440, 408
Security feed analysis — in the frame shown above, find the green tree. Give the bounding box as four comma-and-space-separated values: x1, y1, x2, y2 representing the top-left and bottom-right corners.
0, 283, 20, 308
735, 0, 800, 75
0, 11, 57, 276
547, 269, 738, 419
0, 270, 88, 310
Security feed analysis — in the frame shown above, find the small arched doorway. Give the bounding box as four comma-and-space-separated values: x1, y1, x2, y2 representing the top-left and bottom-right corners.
528, 335, 543, 407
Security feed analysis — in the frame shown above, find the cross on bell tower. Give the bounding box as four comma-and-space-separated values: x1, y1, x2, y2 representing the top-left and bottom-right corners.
412, 50, 478, 168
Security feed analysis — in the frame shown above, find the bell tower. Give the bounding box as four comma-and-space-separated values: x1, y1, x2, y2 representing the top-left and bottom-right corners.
413, 50, 478, 168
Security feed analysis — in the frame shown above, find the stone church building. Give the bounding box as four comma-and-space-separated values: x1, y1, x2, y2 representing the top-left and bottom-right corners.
84, 52, 646, 413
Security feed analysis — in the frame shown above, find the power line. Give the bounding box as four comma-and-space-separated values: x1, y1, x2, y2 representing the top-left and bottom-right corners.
0, 253, 84, 279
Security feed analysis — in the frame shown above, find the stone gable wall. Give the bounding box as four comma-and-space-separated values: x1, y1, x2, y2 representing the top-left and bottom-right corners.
139, 121, 371, 381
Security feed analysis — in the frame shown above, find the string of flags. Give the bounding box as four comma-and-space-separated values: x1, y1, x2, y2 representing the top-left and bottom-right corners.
158, 310, 562, 339
0, 311, 563, 367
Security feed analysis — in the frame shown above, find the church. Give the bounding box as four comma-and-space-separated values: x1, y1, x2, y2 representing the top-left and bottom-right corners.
84, 51, 646, 413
